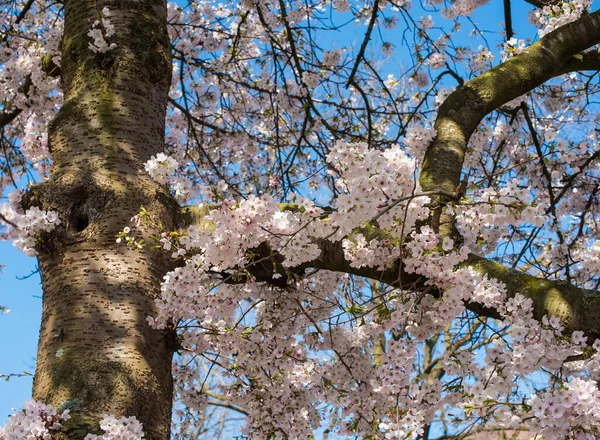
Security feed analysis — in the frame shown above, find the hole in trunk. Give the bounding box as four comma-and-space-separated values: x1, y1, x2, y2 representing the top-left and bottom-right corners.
73, 214, 89, 232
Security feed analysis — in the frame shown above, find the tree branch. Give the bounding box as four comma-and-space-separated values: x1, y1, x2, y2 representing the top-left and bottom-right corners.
557, 50, 600, 75
420, 10, 600, 236
171, 11, 600, 353
521, 0, 563, 8
177, 205, 600, 341
346, 0, 380, 88
503, 0, 513, 40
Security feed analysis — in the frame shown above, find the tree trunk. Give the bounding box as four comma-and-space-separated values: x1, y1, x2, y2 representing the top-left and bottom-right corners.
30, 1, 174, 438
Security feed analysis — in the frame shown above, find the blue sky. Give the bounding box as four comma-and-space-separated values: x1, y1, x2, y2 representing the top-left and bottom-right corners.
0, 242, 42, 422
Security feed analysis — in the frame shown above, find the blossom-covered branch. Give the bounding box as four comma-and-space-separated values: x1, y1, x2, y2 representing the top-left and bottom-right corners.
176, 202, 600, 341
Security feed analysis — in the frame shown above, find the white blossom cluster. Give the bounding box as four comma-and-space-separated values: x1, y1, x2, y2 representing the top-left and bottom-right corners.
0, 400, 70, 440
144, 153, 178, 184
0, 404, 144, 440
88, 7, 116, 53
144, 153, 190, 202
453, 178, 546, 253
0, 190, 61, 256
328, 140, 431, 238
301, 71, 320, 89
146, 193, 328, 329
529, 0, 593, 36
572, 240, 600, 282
501, 38, 527, 62
84, 415, 144, 440
526, 379, 600, 438
403, 123, 437, 161
469, 46, 494, 72
21, 119, 52, 177
443, 0, 490, 17
427, 52, 445, 69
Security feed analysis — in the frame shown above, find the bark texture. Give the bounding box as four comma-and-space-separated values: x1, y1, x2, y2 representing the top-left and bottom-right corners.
31, 1, 174, 438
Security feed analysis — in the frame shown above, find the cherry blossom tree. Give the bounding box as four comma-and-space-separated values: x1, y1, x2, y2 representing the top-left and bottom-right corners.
2, 0, 600, 439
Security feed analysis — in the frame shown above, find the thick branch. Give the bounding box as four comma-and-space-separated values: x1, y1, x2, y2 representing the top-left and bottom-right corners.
420, 10, 600, 234
464, 255, 600, 340
178, 206, 600, 341
312, 244, 600, 341
557, 50, 600, 75
523, 0, 563, 7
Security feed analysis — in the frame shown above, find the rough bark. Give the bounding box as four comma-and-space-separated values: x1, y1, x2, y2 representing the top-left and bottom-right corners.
31, 1, 174, 438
